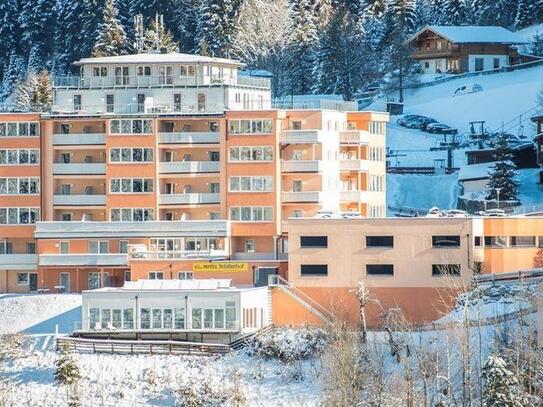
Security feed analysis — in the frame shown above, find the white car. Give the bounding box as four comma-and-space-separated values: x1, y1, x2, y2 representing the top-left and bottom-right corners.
484, 209, 506, 217
453, 83, 483, 97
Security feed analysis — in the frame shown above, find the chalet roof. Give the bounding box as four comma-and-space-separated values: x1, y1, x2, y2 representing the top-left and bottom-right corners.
458, 162, 492, 182
407, 25, 528, 45
74, 52, 245, 67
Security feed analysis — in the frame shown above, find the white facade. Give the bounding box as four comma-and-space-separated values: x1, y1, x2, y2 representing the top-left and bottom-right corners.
52, 53, 271, 115
467, 54, 508, 72
81, 279, 270, 338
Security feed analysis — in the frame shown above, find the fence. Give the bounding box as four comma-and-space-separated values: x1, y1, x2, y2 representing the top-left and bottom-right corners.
473, 269, 543, 286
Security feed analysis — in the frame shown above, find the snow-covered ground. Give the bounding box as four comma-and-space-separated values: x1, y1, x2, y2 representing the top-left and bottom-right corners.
370, 63, 543, 212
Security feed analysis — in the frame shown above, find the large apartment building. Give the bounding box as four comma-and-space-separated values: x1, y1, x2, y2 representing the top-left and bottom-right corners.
0, 52, 388, 293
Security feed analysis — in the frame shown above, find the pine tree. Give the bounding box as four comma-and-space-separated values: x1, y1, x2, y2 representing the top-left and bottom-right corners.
283, 0, 319, 95
143, 14, 180, 53
133, 14, 146, 53
196, 0, 244, 57
13, 70, 52, 112
0, 51, 26, 102
19, 0, 56, 72
532, 33, 543, 57
81, 0, 106, 58
515, 0, 532, 29
92, 0, 128, 57
486, 132, 520, 203
441, 0, 466, 25
52, 0, 87, 75
54, 344, 81, 385
177, 0, 203, 52
0, 0, 20, 84
482, 355, 526, 407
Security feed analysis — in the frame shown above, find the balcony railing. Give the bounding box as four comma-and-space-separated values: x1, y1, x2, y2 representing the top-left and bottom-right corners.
340, 159, 370, 172
158, 161, 220, 174
282, 191, 323, 203
158, 132, 220, 144
130, 249, 228, 260
340, 190, 364, 202
281, 160, 322, 173
53, 195, 107, 206
49, 102, 226, 116
53, 163, 106, 175
39, 254, 129, 267
53, 75, 271, 90
158, 193, 220, 205
280, 130, 324, 144
339, 130, 369, 144
53, 133, 106, 146
0, 254, 37, 270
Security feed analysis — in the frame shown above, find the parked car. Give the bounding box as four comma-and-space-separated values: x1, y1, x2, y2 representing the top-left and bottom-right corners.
453, 83, 483, 97
426, 123, 452, 134
443, 209, 468, 218
405, 116, 438, 130
484, 209, 506, 217
396, 114, 424, 126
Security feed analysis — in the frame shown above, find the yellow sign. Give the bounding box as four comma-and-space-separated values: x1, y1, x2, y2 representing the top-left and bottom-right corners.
192, 262, 249, 273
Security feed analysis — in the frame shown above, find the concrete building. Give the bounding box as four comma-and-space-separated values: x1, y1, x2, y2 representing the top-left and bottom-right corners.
0, 52, 388, 293
80, 279, 269, 343
407, 26, 528, 74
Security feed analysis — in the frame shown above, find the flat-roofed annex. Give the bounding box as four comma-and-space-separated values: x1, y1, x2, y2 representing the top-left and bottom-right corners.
73, 52, 245, 67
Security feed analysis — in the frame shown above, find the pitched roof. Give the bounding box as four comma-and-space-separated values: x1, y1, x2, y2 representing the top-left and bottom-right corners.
408, 25, 528, 45
74, 52, 245, 67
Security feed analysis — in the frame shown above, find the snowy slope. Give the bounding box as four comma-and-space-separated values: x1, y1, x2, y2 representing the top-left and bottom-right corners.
0, 294, 81, 335
368, 64, 543, 135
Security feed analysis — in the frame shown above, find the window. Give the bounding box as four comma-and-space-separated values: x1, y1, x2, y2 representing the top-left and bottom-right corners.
123, 309, 134, 329
89, 308, 100, 328
300, 236, 328, 248
366, 264, 394, 276
229, 176, 273, 192
136, 66, 151, 76
17, 273, 29, 285
119, 240, 129, 254
109, 147, 153, 163
88, 272, 100, 289
245, 239, 255, 253
369, 121, 386, 135
228, 146, 273, 161
225, 301, 236, 329
124, 271, 131, 282
110, 208, 154, 222
0, 208, 40, 224
140, 308, 151, 329
88, 240, 109, 254
300, 264, 328, 276
493, 58, 500, 69
292, 180, 302, 192
230, 206, 273, 222
509, 236, 536, 247
149, 272, 164, 280
484, 236, 507, 248
152, 309, 163, 329
109, 119, 153, 134
432, 235, 460, 248
26, 242, 36, 254
110, 178, 153, 193
61, 213, 72, 222
228, 119, 272, 134
366, 236, 393, 248
474, 236, 482, 247
180, 65, 195, 76
539, 237, 543, 248
432, 264, 461, 276
192, 308, 202, 329
474, 58, 484, 71
0, 122, 39, 137
178, 271, 193, 280
0, 178, 39, 195
93, 67, 108, 77
0, 149, 40, 165
59, 241, 69, 254
174, 308, 185, 329
197, 92, 206, 112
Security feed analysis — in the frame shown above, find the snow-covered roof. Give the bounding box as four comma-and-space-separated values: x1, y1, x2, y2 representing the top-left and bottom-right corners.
458, 162, 493, 181
74, 52, 245, 67
408, 26, 528, 45
89, 279, 234, 292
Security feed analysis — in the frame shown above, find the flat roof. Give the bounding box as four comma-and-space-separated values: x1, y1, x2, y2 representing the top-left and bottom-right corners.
74, 52, 245, 67
83, 279, 266, 293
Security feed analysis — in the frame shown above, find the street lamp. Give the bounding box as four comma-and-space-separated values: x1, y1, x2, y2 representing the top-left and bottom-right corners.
495, 188, 502, 209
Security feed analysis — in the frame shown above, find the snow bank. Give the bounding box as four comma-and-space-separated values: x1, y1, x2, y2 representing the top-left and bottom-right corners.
0, 294, 81, 334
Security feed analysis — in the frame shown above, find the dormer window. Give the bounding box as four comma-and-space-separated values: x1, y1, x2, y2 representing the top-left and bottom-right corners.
92, 67, 108, 77
180, 65, 195, 76
137, 66, 151, 76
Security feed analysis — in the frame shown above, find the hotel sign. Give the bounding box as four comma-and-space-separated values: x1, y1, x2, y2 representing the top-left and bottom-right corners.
192, 262, 249, 272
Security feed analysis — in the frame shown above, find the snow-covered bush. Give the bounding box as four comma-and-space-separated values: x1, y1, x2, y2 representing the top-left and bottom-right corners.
246, 328, 329, 362
0, 334, 24, 360
54, 344, 81, 385
175, 370, 246, 407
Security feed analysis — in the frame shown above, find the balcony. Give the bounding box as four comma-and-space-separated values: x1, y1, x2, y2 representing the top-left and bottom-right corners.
53, 195, 106, 206
280, 130, 324, 144
48, 102, 226, 116
158, 161, 220, 174
340, 190, 364, 202
282, 191, 323, 203
158, 193, 220, 205
35, 220, 231, 239
158, 132, 220, 144
339, 130, 368, 144
53, 75, 270, 90
281, 160, 322, 173
53, 163, 106, 175
0, 254, 37, 270
130, 249, 228, 261
39, 254, 129, 267
340, 159, 369, 172
53, 133, 106, 146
